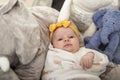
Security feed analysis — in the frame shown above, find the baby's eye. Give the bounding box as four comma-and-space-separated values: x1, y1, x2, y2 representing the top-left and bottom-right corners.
69, 36, 74, 39
58, 38, 63, 41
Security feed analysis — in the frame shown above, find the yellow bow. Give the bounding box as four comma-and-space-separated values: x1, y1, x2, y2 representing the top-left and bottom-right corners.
49, 20, 79, 42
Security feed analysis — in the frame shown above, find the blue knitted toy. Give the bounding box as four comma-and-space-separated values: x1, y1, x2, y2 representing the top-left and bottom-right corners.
85, 9, 120, 64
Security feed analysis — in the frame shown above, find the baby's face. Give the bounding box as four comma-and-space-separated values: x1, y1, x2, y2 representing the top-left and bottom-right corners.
52, 27, 80, 53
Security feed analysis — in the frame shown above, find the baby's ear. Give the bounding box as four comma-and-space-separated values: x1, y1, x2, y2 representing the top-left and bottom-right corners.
92, 9, 108, 28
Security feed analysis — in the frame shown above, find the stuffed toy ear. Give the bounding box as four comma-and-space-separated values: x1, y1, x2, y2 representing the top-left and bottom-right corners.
92, 9, 108, 28
100, 9, 120, 44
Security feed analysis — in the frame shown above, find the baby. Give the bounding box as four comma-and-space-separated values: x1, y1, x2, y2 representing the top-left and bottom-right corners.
42, 20, 109, 80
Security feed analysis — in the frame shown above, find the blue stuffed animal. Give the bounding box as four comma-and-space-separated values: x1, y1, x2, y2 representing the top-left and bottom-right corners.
85, 9, 120, 64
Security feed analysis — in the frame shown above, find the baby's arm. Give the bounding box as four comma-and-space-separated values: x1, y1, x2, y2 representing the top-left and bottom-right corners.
80, 51, 95, 69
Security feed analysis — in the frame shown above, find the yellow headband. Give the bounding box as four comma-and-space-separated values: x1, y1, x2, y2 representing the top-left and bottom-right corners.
49, 20, 79, 41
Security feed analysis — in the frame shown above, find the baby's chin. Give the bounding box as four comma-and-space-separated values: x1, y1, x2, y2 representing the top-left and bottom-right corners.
65, 48, 78, 53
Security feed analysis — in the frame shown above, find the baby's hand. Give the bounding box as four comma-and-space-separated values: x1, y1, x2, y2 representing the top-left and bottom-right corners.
80, 51, 94, 69
0, 56, 10, 72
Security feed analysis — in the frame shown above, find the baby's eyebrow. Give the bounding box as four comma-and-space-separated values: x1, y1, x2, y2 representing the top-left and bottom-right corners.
56, 36, 63, 39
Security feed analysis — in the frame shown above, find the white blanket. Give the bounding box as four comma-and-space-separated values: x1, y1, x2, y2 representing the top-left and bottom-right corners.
42, 46, 109, 80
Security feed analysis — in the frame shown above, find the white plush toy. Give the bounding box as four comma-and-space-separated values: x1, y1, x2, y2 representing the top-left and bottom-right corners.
60, 0, 119, 38
0, 57, 10, 72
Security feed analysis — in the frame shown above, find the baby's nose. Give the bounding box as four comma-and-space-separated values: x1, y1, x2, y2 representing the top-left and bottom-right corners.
64, 38, 69, 42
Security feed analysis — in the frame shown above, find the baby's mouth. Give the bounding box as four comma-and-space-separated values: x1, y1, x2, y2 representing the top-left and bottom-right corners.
64, 44, 72, 47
